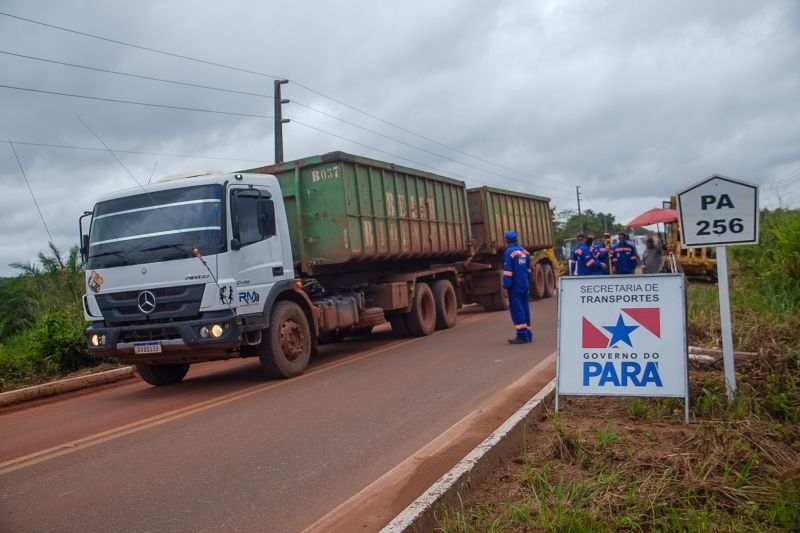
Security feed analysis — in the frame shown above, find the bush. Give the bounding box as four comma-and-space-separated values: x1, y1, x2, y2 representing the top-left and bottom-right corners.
32, 309, 90, 373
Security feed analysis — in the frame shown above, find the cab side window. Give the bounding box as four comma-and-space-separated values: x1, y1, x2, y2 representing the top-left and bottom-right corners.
232, 190, 276, 247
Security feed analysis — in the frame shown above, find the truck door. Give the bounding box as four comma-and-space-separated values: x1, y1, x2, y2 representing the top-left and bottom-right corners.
223, 185, 286, 314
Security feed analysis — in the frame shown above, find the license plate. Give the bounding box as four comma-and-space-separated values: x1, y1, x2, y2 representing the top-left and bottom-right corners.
134, 341, 162, 354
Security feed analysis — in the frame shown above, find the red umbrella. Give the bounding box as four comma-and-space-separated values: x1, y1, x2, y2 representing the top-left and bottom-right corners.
625, 208, 678, 228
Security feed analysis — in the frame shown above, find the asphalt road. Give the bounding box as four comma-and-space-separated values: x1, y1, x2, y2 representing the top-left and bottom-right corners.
0, 299, 557, 532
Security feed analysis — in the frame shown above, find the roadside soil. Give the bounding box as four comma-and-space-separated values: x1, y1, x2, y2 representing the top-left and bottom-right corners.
436, 354, 800, 532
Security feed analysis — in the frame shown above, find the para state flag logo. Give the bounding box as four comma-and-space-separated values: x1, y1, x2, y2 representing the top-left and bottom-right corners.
582, 308, 660, 349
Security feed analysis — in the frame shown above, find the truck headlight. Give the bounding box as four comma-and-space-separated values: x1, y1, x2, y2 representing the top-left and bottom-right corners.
200, 324, 225, 339
90, 334, 106, 347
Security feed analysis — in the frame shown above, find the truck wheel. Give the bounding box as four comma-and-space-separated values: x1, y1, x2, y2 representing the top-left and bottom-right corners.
542, 263, 556, 298
135, 363, 189, 386
389, 316, 411, 337
259, 300, 311, 379
531, 263, 545, 300
432, 279, 457, 330
405, 282, 436, 336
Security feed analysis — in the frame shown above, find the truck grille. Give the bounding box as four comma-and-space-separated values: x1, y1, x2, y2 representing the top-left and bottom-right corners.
119, 327, 182, 343
96, 284, 205, 325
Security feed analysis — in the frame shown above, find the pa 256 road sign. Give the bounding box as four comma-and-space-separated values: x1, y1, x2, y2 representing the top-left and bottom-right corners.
677, 174, 759, 248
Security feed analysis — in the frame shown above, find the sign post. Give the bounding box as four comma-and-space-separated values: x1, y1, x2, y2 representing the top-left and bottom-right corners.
556, 274, 689, 423
677, 174, 759, 400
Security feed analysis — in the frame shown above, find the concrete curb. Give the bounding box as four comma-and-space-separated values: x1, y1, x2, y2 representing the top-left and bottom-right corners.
382, 378, 557, 532
0, 367, 135, 408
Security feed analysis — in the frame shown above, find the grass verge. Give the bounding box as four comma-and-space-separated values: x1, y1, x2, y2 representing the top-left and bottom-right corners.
436, 352, 800, 531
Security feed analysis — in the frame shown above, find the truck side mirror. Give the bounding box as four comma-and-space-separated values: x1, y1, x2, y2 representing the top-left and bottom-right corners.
81, 234, 90, 262
230, 238, 241, 251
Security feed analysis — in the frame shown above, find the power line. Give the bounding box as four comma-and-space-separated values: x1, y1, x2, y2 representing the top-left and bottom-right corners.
291, 99, 575, 191
1, 80, 574, 200
0, 50, 273, 99
6, 140, 56, 245
7, 140, 269, 163
0, 46, 573, 190
0, 11, 283, 80
290, 119, 575, 200
0, 10, 572, 191
0, 83, 273, 119
289, 80, 570, 188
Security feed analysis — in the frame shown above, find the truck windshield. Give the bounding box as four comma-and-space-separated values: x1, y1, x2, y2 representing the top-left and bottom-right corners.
88, 184, 225, 269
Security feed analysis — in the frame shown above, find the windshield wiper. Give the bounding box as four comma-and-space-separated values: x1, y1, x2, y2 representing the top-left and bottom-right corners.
90, 250, 128, 260
88, 250, 131, 267
140, 243, 193, 257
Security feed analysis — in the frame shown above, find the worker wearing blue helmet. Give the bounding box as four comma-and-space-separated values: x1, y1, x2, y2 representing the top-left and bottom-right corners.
502, 230, 533, 344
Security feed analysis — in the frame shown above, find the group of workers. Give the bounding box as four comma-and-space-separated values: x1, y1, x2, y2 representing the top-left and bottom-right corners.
500, 229, 664, 345
569, 232, 642, 276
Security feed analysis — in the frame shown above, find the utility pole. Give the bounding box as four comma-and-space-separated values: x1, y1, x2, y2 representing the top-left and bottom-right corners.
576, 186, 584, 234
274, 79, 290, 163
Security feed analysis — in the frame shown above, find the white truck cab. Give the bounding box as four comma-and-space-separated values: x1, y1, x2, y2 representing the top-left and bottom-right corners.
82, 172, 309, 385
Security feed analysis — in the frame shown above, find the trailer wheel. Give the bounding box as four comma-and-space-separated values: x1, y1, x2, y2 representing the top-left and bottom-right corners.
432, 279, 457, 330
259, 300, 311, 379
136, 363, 189, 386
531, 263, 545, 300
405, 282, 436, 336
542, 263, 556, 298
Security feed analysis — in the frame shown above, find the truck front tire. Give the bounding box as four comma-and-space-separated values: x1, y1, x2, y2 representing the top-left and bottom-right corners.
260, 300, 311, 379
432, 279, 457, 329
135, 363, 189, 386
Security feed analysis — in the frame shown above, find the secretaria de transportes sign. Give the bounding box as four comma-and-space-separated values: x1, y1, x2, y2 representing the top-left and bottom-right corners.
557, 274, 688, 398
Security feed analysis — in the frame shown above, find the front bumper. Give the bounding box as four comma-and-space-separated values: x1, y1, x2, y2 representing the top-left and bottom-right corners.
87, 312, 242, 364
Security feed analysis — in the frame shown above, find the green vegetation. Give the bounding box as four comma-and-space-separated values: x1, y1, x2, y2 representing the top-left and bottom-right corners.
689, 209, 800, 352
552, 208, 648, 253
437, 208, 800, 532
0, 243, 93, 391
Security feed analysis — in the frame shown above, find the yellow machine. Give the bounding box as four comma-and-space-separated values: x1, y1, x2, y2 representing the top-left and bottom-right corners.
663, 197, 718, 281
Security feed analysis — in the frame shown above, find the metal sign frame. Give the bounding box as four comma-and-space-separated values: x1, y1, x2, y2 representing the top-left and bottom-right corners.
555, 273, 690, 423
677, 174, 759, 248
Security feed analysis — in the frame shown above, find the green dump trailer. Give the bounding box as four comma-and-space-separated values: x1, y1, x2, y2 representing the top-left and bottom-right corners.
466, 186, 557, 304
247, 153, 556, 317
249, 152, 472, 278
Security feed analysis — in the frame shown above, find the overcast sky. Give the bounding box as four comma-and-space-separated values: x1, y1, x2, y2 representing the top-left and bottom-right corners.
1, 0, 798, 275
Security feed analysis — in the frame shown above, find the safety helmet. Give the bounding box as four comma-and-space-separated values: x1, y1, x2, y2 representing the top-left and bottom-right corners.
505, 230, 518, 241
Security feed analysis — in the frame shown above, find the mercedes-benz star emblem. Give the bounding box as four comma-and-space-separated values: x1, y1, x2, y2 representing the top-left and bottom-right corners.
137, 290, 157, 314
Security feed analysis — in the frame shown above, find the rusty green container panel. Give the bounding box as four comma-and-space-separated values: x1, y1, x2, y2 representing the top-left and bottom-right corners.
467, 186, 553, 258
246, 152, 471, 275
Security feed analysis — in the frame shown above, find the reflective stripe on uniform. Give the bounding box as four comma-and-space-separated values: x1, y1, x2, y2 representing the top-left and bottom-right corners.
503, 270, 513, 276
515, 323, 528, 329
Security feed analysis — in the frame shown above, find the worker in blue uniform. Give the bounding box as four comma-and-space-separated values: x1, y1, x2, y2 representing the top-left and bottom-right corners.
574, 234, 598, 275
611, 232, 639, 274
502, 230, 533, 344
593, 237, 611, 275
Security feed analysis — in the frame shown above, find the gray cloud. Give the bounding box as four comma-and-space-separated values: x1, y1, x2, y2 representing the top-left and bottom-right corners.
0, 0, 798, 275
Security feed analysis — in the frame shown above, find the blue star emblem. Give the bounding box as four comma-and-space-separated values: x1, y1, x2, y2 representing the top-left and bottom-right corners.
603, 315, 639, 348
